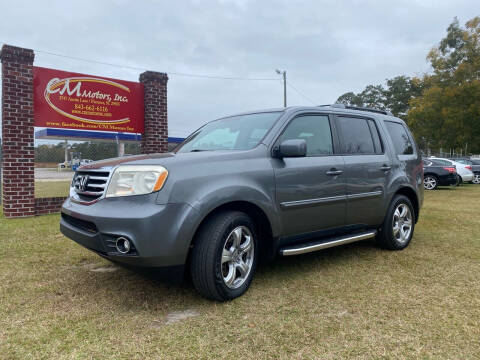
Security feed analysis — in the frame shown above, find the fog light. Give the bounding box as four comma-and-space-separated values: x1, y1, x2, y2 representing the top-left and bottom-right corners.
116, 237, 131, 254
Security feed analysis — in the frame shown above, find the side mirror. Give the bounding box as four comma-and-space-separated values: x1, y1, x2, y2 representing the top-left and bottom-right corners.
276, 139, 307, 158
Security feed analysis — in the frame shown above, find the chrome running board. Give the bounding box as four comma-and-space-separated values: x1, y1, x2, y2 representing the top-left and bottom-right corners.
280, 230, 377, 256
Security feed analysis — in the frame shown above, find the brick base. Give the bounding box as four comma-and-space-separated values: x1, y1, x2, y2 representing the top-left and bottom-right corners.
34, 197, 67, 215
1, 45, 36, 218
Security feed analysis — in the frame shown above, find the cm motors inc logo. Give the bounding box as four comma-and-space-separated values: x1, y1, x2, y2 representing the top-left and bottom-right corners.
44, 76, 131, 125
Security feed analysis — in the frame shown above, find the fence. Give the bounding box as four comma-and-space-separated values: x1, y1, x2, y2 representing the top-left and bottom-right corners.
419, 146, 478, 159
33, 138, 142, 199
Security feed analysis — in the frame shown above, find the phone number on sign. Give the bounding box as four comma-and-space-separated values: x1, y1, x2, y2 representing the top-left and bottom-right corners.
73, 104, 109, 112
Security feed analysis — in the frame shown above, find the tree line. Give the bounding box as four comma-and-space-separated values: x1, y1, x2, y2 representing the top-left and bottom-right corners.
336, 16, 480, 154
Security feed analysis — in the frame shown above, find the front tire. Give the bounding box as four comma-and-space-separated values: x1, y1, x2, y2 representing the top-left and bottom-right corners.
473, 174, 480, 184
377, 195, 415, 250
190, 211, 258, 301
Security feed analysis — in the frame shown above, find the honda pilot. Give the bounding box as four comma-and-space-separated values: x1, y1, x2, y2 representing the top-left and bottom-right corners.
60, 104, 424, 301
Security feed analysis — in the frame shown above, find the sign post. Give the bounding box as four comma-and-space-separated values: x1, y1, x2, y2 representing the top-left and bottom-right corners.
1, 44, 168, 218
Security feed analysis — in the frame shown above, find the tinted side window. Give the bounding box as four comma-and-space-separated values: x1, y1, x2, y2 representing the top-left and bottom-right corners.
433, 159, 452, 166
368, 120, 383, 154
385, 121, 414, 155
280, 115, 333, 156
337, 117, 375, 154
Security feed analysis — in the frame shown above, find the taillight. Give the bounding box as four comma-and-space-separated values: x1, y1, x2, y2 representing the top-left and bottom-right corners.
443, 167, 456, 173
465, 165, 472, 170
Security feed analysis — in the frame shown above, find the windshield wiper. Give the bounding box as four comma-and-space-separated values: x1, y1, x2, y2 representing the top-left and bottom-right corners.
190, 149, 207, 152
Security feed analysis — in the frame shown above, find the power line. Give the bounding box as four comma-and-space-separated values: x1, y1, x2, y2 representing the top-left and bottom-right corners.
0, 42, 277, 81
286, 81, 317, 105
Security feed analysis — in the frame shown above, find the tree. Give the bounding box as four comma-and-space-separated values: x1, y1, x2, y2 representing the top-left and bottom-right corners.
335, 77, 422, 118
384, 76, 424, 118
359, 85, 386, 109
335, 92, 364, 107
336, 16, 480, 154
408, 16, 480, 153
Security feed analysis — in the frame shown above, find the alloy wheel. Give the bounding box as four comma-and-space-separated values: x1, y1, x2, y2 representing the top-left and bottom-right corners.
473, 174, 480, 184
221, 226, 255, 289
392, 204, 413, 244
424, 176, 437, 190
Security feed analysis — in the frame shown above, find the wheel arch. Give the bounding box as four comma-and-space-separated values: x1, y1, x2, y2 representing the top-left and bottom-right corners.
186, 200, 277, 266
393, 186, 420, 223
423, 172, 438, 178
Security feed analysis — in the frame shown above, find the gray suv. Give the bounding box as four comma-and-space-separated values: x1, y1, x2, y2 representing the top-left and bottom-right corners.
60, 104, 424, 301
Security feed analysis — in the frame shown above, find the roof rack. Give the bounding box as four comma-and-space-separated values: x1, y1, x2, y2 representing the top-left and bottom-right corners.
318, 104, 393, 116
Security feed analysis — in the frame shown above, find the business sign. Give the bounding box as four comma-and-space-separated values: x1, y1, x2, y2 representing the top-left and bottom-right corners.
34, 67, 144, 133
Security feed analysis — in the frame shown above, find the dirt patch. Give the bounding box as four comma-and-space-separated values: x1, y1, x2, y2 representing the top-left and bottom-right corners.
152, 309, 200, 328
89, 266, 119, 273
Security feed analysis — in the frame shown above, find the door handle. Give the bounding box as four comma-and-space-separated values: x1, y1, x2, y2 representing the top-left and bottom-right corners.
326, 169, 343, 176
380, 165, 392, 171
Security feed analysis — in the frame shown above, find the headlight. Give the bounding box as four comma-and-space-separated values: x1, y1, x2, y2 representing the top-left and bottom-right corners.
105, 165, 168, 198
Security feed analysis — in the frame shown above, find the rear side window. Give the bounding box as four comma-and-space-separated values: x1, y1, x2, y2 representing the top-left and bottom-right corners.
337, 117, 378, 154
432, 159, 452, 166
280, 115, 333, 156
368, 120, 383, 153
385, 121, 414, 155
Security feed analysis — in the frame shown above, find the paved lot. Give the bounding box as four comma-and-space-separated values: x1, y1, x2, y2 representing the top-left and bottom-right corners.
35, 168, 74, 182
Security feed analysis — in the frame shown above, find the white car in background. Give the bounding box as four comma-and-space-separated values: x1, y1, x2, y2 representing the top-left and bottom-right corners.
429, 157, 474, 183
80, 159, 93, 166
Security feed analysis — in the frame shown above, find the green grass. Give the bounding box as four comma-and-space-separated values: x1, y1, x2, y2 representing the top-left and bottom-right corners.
1, 185, 480, 359
35, 181, 71, 198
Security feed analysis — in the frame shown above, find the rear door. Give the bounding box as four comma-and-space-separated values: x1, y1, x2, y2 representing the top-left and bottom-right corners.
272, 113, 346, 238
335, 115, 391, 227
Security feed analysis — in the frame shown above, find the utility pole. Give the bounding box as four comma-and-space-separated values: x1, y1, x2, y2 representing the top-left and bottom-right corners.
276, 69, 287, 107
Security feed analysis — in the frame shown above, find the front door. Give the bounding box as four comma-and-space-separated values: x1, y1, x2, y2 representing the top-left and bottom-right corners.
272, 114, 346, 239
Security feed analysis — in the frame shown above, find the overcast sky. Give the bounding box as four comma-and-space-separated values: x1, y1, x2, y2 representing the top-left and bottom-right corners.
1, 0, 479, 138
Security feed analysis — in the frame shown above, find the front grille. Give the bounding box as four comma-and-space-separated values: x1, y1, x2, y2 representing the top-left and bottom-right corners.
72, 170, 110, 202
61, 213, 98, 233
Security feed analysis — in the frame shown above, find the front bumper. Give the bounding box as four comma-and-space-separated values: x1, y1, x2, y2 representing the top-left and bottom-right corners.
60, 194, 199, 268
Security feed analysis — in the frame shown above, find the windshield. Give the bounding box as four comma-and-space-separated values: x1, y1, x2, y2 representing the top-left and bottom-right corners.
176, 112, 281, 153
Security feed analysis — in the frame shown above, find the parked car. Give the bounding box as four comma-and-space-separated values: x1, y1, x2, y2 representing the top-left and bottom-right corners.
57, 161, 71, 169
429, 157, 474, 184
452, 158, 480, 184
60, 105, 424, 301
422, 158, 458, 190
471, 159, 480, 184
80, 159, 93, 166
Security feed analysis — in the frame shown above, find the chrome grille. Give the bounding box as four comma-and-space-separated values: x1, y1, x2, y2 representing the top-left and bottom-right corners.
72, 170, 110, 202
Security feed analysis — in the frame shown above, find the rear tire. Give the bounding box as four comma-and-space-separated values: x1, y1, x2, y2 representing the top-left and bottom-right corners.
456, 175, 462, 186
190, 211, 258, 301
423, 175, 438, 190
377, 195, 415, 250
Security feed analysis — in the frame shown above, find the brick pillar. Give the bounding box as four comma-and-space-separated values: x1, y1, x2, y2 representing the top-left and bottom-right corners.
139, 71, 168, 154
1, 45, 35, 218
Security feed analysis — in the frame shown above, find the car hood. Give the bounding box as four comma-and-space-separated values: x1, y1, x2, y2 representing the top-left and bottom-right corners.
77, 149, 259, 171
78, 153, 175, 170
